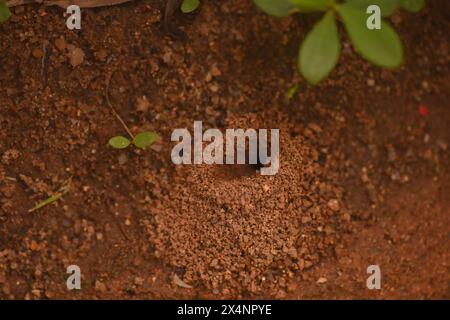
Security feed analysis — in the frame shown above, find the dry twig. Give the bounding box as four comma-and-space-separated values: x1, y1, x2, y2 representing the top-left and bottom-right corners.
5, 0, 134, 8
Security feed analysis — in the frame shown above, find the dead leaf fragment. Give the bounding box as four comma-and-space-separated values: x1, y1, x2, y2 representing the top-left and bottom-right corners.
317, 277, 327, 284
173, 274, 193, 289
136, 96, 150, 112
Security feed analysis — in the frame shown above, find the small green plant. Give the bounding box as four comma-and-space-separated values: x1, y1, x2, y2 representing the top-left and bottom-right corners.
109, 131, 159, 150
104, 73, 159, 151
181, 0, 201, 13
253, 0, 425, 85
0, 0, 11, 22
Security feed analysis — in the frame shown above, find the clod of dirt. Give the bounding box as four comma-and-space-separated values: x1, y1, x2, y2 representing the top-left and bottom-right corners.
68, 47, 85, 67
32, 48, 44, 58
54, 37, 67, 51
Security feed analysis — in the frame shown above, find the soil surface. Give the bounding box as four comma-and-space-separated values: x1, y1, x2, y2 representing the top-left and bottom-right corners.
0, 0, 448, 299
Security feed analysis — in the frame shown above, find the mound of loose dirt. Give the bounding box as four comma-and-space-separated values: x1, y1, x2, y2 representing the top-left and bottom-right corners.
145, 112, 349, 295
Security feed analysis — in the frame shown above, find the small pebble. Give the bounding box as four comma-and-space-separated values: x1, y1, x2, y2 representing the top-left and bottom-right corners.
317, 277, 327, 284
327, 199, 340, 212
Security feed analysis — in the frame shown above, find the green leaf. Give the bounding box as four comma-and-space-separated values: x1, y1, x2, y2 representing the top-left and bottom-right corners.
337, 3, 403, 68
299, 11, 340, 85
109, 136, 131, 149
399, 0, 424, 12
132, 132, 159, 149
181, 0, 200, 13
253, 0, 297, 17
345, 0, 398, 16
289, 0, 334, 12
0, 1, 11, 23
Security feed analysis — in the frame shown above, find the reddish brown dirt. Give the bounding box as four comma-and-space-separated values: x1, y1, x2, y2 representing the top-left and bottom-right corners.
0, 0, 449, 299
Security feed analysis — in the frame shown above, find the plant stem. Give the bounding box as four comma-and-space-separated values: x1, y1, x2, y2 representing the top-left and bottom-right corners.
105, 70, 135, 140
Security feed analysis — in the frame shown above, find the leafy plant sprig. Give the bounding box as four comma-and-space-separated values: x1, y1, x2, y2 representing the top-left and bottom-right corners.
104, 69, 159, 150
109, 131, 159, 150
254, 0, 425, 85
0, 0, 11, 22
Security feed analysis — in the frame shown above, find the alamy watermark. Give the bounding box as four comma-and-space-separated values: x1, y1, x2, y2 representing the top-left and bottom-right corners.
366, 265, 381, 290
66, 5, 81, 30
66, 265, 81, 290
63, 4, 382, 31
171, 121, 280, 175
